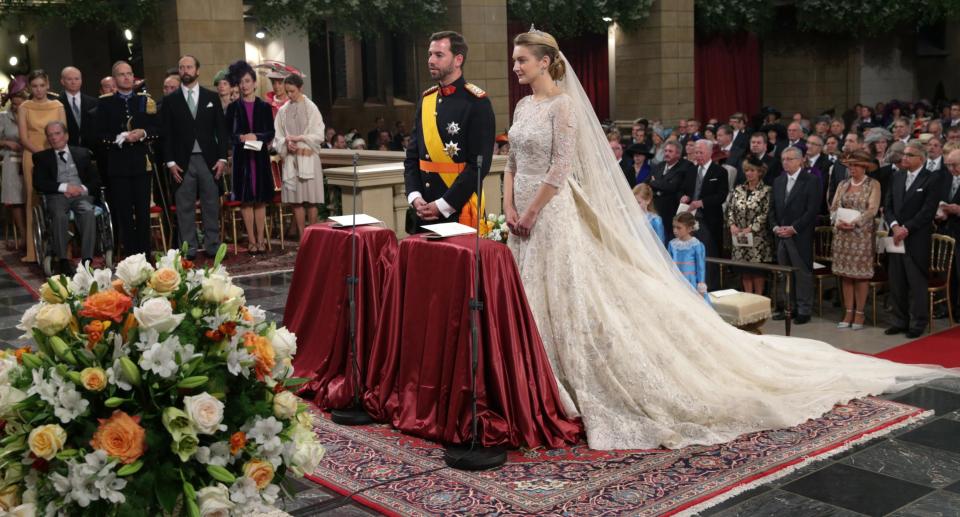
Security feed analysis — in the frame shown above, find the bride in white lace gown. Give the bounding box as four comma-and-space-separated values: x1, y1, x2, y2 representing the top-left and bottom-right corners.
504, 29, 953, 450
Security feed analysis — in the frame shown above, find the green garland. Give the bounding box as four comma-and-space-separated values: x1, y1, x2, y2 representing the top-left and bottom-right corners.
507, 0, 655, 38
248, 0, 446, 38
694, 0, 775, 35
0, 0, 161, 28
794, 0, 960, 37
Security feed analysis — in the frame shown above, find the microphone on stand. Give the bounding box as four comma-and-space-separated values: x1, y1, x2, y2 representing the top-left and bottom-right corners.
331, 152, 373, 426
443, 154, 507, 470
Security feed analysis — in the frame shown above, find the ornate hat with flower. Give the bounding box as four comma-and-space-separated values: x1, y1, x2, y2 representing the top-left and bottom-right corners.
254, 60, 306, 80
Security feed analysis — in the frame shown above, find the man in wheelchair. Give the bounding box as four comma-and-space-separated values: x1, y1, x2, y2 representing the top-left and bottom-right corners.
32, 121, 101, 275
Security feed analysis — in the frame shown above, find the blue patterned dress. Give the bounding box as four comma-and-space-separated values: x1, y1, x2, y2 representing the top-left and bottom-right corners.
668, 237, 710, 303
646, 212, 666, 246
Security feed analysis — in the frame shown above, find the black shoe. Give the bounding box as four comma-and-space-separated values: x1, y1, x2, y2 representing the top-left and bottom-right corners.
933, 308, 948, 319
771, 310, 788, 321
905, 328, 924, 339
884, 326, 906, 335
58, 259, 75, 276
794, 314, 811, 324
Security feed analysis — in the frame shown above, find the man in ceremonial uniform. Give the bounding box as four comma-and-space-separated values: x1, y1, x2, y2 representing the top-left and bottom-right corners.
95, 60, 159, 256
404, 31, 495, 234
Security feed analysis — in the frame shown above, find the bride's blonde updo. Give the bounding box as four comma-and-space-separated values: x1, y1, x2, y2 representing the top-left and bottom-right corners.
514, 29, 566, 81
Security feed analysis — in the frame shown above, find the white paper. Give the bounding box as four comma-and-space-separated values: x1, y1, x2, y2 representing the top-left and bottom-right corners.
882, 236, 906, 254
835, 207, 861, 224
732, 232, 755, 248
937, 200, 947, 219
813, 261, 827, 270
677, 203, 697, 216
421, 222, 478, 237
328, 214, 381, 227
709, 289, 739, 298
243, 140, 264, 151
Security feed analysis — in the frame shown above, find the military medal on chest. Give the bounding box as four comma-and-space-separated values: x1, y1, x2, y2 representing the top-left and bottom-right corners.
445, 121, 460, 136
444, 141, 460, 158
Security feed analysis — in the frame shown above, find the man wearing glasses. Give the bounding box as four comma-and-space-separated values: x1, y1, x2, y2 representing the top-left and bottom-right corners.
936, 149, 960, 317
883, 141, 947, 339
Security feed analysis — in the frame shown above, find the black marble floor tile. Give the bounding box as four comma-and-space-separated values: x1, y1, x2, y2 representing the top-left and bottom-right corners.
0, 293, 37, 306
697, 485, 772, 515
926, 378, 960, 394
240, 287, 279, 300
898, 419, 960, 455
891, 387, 960, 416
236, 274, 292, 288
711, 488, 866, 517
0, 327, 24, 341
840, 439, 960, 488
0, 306, 21, 317
781, 463, 933, 516
887, 489, 960, 516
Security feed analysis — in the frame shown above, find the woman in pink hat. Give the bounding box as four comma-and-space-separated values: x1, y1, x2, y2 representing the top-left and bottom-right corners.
0, 76, 29, 250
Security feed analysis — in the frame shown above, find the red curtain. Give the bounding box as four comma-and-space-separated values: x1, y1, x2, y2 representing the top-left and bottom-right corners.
694, 32, 760, 122
507, 22, 609, 125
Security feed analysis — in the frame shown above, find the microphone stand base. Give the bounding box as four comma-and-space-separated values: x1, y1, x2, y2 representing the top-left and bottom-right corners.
443, 444, 507, 471
330, 406, 374, 426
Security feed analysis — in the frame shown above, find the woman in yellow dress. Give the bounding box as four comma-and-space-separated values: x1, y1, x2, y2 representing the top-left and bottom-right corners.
17, 70, 66, 263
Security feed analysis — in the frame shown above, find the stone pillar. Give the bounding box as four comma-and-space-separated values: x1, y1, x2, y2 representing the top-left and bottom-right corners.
612, 0, 694, 126
141, 0, 245, 99
444, 0, 510, 131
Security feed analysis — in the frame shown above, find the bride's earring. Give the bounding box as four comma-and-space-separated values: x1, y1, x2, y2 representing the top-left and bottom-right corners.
540, 68, 546, 76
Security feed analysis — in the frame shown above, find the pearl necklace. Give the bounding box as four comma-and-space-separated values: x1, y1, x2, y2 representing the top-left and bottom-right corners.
850, 177, 866, 187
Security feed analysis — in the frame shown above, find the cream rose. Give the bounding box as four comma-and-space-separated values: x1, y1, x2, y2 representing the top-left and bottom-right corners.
0, 386, 27, 418
115, 253, 154, 288
201, 273, 236, 303
272, 391, 299, 420
28, 424, 67, 460
5, 503, 35, 517
0, 484, 19, 512
39, 276, 70, 303
183, 393, 226, 435
271, 327, 297, 361
243, 459, 275, 489
16, 304, 40, 338
80, 367, 108, 392
288, 424, 325, 477
134, 298, 185, 334
34, 303, 72, 336
196, 483, 233, 517
148, 268, 181, 294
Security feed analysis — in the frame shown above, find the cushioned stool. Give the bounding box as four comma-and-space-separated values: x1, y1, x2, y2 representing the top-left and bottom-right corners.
709, 291, 772, 334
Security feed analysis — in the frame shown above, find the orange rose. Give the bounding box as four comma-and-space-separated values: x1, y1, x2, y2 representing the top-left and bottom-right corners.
121, 313, 138, 342
83, 320, 111, 349
148, 267, 181, 293
90, 410, 147, 464
243, 332, 275, 379
79, 290, 132, 323
243, 459, 275, 489
181, 258, 194, 270
229, 431, 247, 455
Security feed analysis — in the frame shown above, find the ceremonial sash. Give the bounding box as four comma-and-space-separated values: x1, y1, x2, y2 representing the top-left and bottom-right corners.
420, 91, 484, 227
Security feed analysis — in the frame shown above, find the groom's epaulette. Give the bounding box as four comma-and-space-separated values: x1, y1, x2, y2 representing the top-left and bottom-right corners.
422, 85, 439, 97
464, 83, 487, 98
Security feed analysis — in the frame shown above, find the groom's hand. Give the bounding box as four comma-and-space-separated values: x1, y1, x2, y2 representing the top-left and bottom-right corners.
417, 201, 441, 221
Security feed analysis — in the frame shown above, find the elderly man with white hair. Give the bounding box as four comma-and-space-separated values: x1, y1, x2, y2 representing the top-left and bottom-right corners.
57, 66, 97, 147
678, 139, 728, 288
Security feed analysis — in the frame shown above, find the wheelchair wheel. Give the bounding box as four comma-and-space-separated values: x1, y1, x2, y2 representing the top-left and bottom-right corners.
104, 249, 114, 269
32, 206, 49, 272
41, 256, 53, 278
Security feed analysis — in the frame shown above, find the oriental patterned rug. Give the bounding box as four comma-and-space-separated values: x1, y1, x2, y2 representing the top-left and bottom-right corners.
307, 398, 929, 516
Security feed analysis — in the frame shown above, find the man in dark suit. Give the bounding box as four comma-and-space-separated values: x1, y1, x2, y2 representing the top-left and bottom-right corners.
804, 135, 833, 215
96, 60, 159, 257
936, 149, 960, 315
884, 142, 948, 338
160, 54, 229, 259
32, 121, 101, 275
716, 125, 744, 169
648, 141, 690, 221
738, 132, 780, 186
58, 66, 97, 148
729, 112, 750, 151
680, 139, 728, 288
786, 121, 807, 156
404, 31, 494, 234
769, 146, 821, 324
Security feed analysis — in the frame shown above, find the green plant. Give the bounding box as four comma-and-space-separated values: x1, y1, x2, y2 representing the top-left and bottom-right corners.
508, 0, 655, 38
248, 0, 446, 38
694, 0, 776, 35
0, 0, 161, 29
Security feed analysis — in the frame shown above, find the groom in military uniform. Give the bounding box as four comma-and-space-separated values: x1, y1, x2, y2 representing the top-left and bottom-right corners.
404, 31, 495, 234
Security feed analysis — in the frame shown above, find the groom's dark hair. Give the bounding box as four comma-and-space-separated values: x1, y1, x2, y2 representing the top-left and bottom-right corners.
429, 31, 468, 65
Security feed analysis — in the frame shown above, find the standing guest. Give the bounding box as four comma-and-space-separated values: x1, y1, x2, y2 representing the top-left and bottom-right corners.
31, 121, 100, 275
786, 121, 807, 154
224, 60, 274, 254
831, 150, 881, 330
648, 140, 690, 221
669, 212, 710, 303
322, 127, 336, 148
366, 116, 387, 148
213, 69, 232, 113
350, 138, 367, 151
944, 102, 960, 128
161, 55, 229, 260
679, 139, 728, 289
331, 133, 348, 149
727, 156, 773, 294
947, 126, 960, 147
813, 116, 830, 140
742, 131, 779, 186
871, 141, 903, 205
729, 112, 749, 150
865, 129, 892, 164
762, 123, 787, 161
935, 148, 960, 315
925, 136, 944, 173
99, 76, 116, 96
609, 132, 630, 171
265, 70, 289, 117
843, 132, 863, 154
632, 183, 666, 245
883, 141, 945, 338
892, 117, 912, 146
57, 66, 96, 148
0, 77, 28, 250
96, 60, 159, 256
18, 69, 67, 263
769, 146, 821, 324
913, 101, 932, 134
824, 134, 843, 161
927, 119, 944, 141
684, 139, 697, 163
650, 129, 667, 165
162, 75, 181, 96
829, 118, 846, 141
716, 125, 743, 168
274, 72, 325, 241
622, 143, 653, 187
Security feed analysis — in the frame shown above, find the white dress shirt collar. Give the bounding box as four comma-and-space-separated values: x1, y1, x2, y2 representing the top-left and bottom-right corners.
181, 83, 200, 99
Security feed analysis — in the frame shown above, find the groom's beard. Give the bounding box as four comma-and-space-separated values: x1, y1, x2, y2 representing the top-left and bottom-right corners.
429, 64, 456, 84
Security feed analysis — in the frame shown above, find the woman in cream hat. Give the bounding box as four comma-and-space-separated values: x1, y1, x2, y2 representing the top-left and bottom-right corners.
0, 76, 29, 249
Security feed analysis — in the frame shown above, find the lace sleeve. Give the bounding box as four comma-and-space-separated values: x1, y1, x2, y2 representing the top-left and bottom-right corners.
543, 95, 575, 187
505, 146, 517, 175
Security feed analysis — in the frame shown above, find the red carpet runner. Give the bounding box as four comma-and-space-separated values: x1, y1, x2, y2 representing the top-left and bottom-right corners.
875, 326, 960, 368
306, 398, 928, 516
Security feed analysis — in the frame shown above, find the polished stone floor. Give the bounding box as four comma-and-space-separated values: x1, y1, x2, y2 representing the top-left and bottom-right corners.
3, 267, 958, 516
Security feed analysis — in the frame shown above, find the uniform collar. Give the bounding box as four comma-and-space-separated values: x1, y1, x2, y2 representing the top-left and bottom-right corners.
438, 76, 466, 97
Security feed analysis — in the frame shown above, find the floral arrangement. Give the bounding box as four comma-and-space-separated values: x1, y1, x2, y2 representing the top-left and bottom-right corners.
0, 246, 324, 516
479, 213, 509, 243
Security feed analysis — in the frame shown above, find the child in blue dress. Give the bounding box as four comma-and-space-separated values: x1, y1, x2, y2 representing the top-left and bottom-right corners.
668, 212, 710, 304
632, 183, 666, 246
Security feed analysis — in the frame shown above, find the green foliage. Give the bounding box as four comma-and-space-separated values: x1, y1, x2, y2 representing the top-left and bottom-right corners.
247, 0, 446, 38
508, 0, 655, 38
0, 0, 161, 28
695, 0, 776, 35
794, 0, 960, 37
